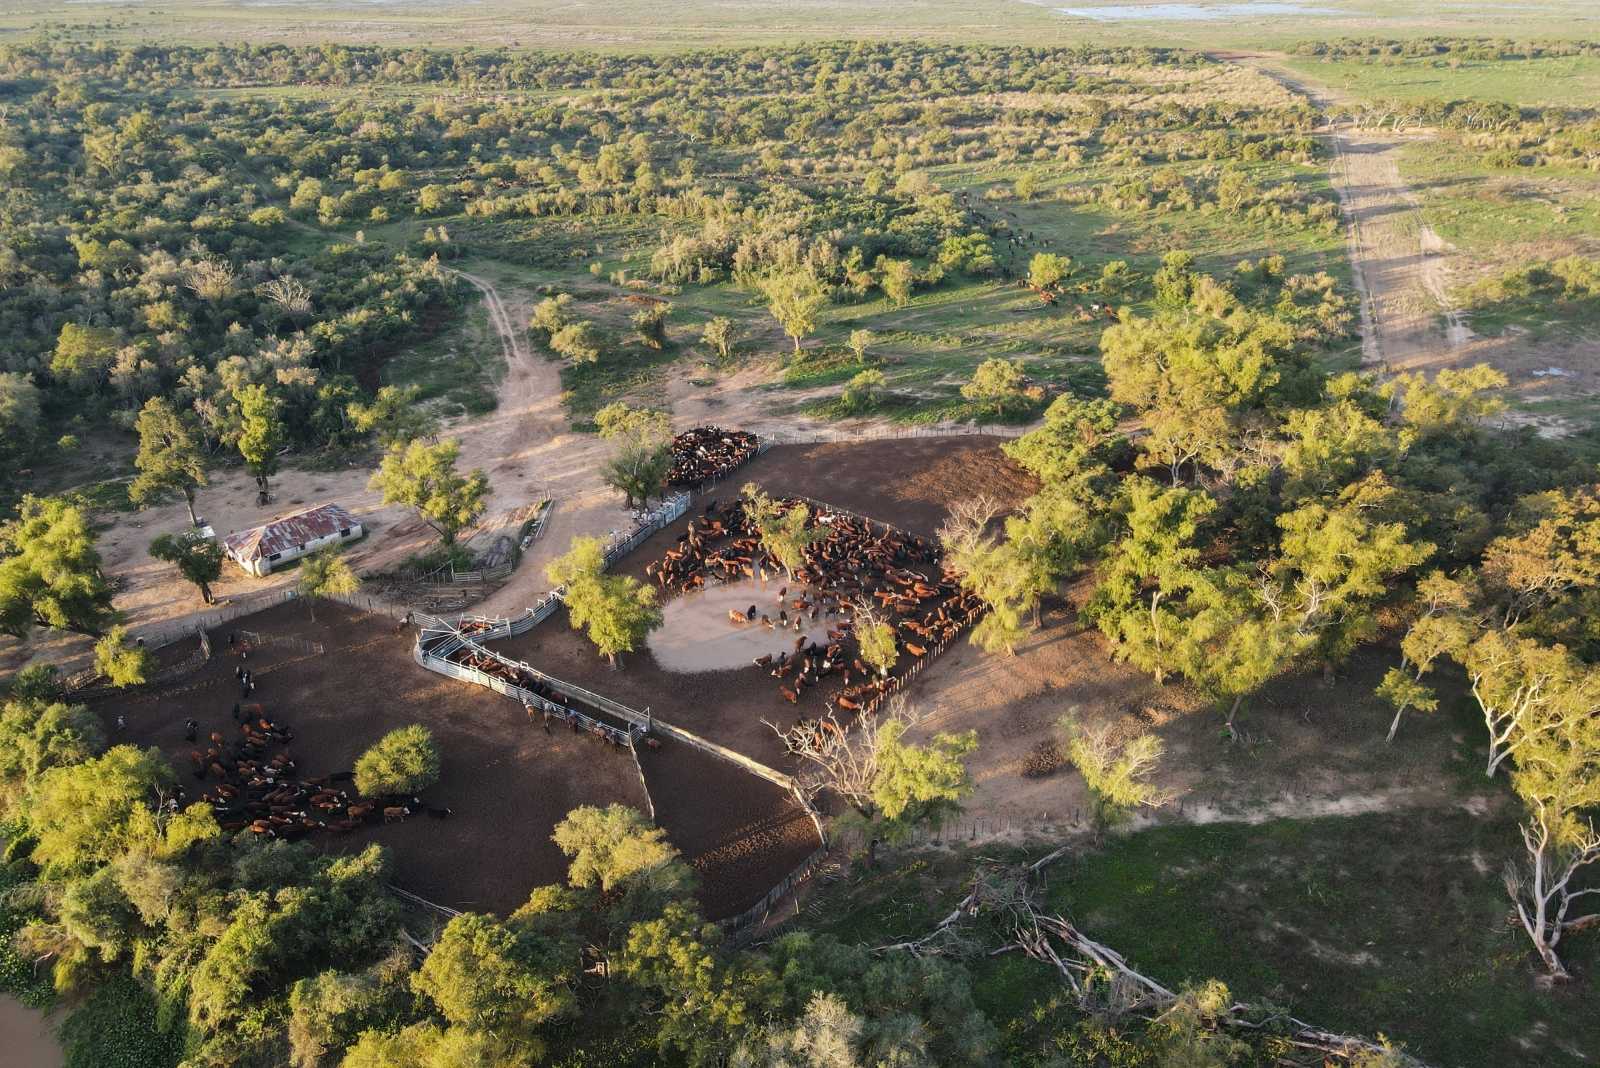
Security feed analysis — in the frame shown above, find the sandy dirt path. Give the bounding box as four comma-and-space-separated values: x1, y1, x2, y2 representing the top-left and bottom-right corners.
1230, 54, 1471, 372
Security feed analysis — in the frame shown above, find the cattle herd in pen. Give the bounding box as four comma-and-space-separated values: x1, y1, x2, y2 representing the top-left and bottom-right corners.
186, 695, 449, 840
645, 495, 985, 733
667, 426, 762, 488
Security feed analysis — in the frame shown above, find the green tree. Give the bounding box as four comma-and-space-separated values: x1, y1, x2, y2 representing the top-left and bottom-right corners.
342, 1024, 518, 1068
1503, 710, 1600, 981
94, 625, 151, 688
1374, 570, 1472, 742
703, 317, 738, 362
411, 912, 575, 1045
1271, 491, 1434, 667
529, 294, 573, 342
633, 303, 670, 349
596, 402, 673, 509
878, 258, 916, 307
130, 398, 208, 526
235, 383, 285, 496
288, 958, 409, 1068
0, 694, 104, 803
855, 612, 897, 678
51, 323, 119, 389
298, 546, 361, 622
1083, 480, 1216, 685
546, 536, 662, 666
741, 485, 821, 579
846, 328, 874, 364
1003, 393, 1124, 486
347, 384, 437, 448
149, 530, 225, 605
960, 358, 1031, 419
839, 369, 886, 414
1171, 569, 1309, 737
552, 804, 692, 899
369, 438, 489, 548
550, 321, 604, 364
1384, 364, 1508, 437
0, 372, 44, 469
619, 900, 776, 1066
1027, 252, 1071, 292
1100, 309, 1297, 484
415, 184, 453, 215
1061, 712, 1168, 836
1014, 170, 1039, 202
353, 724, 440, 797
25, 745, 171, 878
1152, 250, 1197, 308
0, 496, 116, 639
761, 271, 829, 354
871, 721, 977, 835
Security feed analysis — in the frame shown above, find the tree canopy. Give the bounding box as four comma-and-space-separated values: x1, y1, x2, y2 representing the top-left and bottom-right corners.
369, 438, 490, 548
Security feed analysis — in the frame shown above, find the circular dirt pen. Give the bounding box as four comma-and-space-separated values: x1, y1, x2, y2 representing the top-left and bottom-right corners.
649, 577, 835, 673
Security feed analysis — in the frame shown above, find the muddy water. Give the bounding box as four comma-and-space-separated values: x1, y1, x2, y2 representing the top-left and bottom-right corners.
649, 578, 837, 673
0, 999, 62, 1068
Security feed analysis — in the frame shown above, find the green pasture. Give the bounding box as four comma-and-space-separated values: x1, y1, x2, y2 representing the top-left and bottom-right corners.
1283, 52, 1600, 107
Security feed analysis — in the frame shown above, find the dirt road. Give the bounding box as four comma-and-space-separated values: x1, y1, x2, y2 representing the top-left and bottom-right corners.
1230, 54, 1471, 371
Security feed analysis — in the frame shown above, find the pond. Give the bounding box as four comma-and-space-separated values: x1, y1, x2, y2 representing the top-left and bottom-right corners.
648, 578, 836, 674
0, 999, 62, 1068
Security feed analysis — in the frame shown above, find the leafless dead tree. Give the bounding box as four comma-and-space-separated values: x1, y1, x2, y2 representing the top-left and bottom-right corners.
936, 493, 1003, 570
185, 256, 236, 302
260, 276, 314, 319
1503, 799, 1600, 982
766, 695, 927, 815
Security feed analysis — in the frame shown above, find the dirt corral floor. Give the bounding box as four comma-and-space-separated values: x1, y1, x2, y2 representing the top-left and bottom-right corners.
97, 600, 810, 919
495, 437, 1037, 772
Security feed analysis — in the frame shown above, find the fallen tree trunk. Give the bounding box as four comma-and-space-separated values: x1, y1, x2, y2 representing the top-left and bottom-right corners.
875, 845, 1429, 1067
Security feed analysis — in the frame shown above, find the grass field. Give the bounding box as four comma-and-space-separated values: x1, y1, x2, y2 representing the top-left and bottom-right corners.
1398, 142, 1600, 256
5, 0, 1600, 52
1282, 52, 1600, 107
815, 809, 1600, 1068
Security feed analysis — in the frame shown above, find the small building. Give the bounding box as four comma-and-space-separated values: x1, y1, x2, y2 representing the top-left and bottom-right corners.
223, 504, 363, 577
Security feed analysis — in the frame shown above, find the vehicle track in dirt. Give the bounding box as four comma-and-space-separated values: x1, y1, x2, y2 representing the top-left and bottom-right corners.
1228, 53, 1471, 372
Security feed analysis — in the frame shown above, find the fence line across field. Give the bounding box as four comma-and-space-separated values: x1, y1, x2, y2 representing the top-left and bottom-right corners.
722, 844, 831, 939
237, 628, 325, 657
757, 424, 1027, 447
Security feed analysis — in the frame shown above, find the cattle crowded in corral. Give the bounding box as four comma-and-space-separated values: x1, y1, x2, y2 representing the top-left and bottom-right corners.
643, 496, 984, 738
186, 704, 449, 839
667, 426, 762, 488
434, 641, 634, 747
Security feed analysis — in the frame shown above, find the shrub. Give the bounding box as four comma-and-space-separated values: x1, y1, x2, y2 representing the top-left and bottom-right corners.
354, 725, 440, 797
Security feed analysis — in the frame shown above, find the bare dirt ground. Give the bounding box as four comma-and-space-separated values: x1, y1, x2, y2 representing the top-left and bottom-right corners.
1231, 55, 1471, 371
901, 592, 1495, 835
100, 599, 814, 919
104, 600, 650, 915
494, 438, 1037, 770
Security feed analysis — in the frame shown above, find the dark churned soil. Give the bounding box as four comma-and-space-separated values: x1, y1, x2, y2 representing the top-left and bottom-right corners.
104, 600, 651, 917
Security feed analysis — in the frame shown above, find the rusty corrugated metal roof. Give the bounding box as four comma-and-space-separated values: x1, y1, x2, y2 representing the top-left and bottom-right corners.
223, 503, 360, 563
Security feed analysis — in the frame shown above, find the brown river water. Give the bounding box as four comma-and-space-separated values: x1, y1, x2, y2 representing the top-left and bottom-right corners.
648, 578, 837, 673
0, 998, 63, 1068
